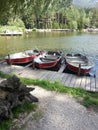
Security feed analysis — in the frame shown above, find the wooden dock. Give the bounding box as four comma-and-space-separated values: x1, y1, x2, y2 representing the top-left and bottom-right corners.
0, 32, 23, 36
0, 63, 98, 92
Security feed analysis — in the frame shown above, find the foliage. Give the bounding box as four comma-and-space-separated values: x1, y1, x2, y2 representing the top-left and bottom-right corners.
0, 0, 98, 29
52, 22, 60, 29
7, 18, 25, 28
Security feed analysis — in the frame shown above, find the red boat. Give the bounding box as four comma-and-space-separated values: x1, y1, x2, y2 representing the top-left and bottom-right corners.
5, 50, 40, 65
65, 53, 93, 75
34, 51, 62, 70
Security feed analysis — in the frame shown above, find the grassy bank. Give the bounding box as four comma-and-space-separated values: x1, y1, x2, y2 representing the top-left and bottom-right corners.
21, 77, 98, 108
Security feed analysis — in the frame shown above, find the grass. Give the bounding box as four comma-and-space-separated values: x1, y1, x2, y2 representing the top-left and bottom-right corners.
12, 102, 37, 119
20, 77, 98, 109
0, 119, 12, 130
0, 101, 37, 130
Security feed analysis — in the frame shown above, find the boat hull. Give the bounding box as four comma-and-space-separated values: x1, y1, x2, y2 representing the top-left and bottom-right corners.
35, 59, 61, 70
67, 63, 92, 75
5, 50, 40, 66
6, 56, 35, 65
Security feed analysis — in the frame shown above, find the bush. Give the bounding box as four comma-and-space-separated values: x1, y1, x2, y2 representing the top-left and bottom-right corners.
7, 18, 25, 28
52, 22, 60, 29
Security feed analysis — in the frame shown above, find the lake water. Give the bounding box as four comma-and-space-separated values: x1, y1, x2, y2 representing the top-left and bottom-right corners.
0, 31, 98, 75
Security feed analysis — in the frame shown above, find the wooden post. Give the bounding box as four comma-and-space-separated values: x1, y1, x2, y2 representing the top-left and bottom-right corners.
32, 59, 35, 69
95, 70, 98, 89
8, 54, 12, 65
78, 64, 81, 76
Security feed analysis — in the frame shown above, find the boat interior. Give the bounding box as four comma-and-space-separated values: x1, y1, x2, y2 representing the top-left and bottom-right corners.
40, 55, 60, 62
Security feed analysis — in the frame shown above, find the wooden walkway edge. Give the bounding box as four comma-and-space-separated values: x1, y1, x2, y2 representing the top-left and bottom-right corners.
0, 63, 98, 92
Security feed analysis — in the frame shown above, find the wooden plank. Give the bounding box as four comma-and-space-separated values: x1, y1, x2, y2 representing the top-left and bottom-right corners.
39, 71, 50, 80
64, 74, 73, 87
69, 75, 77, 88
42, 71, 53, 81
33, 69, 46, 79
54, 73, 66, 84
62, 73, 69, 86
80, 76, 86, 89
95, 70, 98, 89
18, 69, 34, 79
52, 73, 61, 82
0, 60, 6, 64
49, 72, 57, 82
74, 76, 82, 88
90, 76, 96, 92
59, 73, 67, 84
85, 76, 91, 91
17, 67, 31, 75
58, 64, 66, 73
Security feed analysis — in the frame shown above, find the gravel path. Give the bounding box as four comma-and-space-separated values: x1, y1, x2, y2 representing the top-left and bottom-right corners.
23, 86, 98, 130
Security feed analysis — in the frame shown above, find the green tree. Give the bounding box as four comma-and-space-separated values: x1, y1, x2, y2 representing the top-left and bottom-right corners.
65, 5, 80, 29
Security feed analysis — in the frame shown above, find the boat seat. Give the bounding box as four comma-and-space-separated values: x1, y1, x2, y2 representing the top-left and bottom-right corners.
74, 53, 82, 57
66, 54, 72, 56
45, 55, 59, 59
27, 52, 34, 56
47, 51, 61, 56
33, 50, 39, 53
40, 57, 58, 62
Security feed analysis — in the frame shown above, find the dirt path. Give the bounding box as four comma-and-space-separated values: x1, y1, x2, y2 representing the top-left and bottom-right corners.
20, 86, 98, 130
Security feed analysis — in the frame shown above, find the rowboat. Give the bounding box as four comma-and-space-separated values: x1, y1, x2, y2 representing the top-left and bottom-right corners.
5, 50, 40, 65
34, 51, 62, 70
65, 53, 93, 75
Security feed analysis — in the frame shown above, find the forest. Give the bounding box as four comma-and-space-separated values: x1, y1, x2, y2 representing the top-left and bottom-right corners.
0, 0, 98, 30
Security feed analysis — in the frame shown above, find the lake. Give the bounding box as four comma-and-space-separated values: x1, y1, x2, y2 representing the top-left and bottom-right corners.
0, 31, 98, 75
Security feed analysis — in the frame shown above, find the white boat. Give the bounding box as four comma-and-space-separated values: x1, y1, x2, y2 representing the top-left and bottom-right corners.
65, 53, 93, 75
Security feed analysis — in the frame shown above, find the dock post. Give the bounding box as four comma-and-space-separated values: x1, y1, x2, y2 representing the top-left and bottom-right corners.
32, 59, 35, 69
78, 64, 81, 76
8, 54, 12, 65
8, 54, 13, 73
